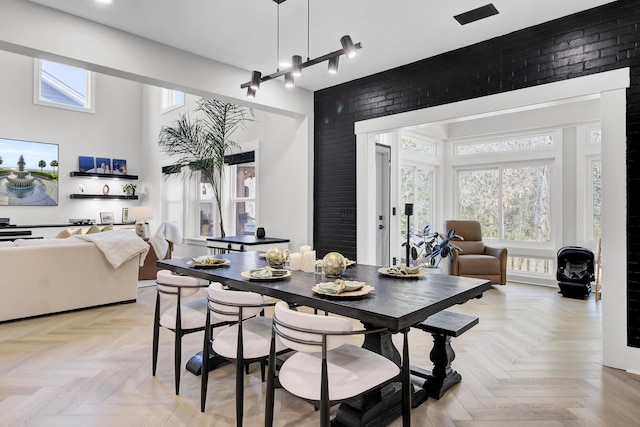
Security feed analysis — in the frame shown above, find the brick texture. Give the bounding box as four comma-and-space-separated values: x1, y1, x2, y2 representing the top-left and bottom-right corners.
314, 1, 640, 346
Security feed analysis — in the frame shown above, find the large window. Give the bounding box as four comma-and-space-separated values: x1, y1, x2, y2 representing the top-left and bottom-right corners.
458, 163, 551, 242
230, 163, 256, 236
194, 151, 257, 238
400, 164, 433, 239
34, 59, 93, 112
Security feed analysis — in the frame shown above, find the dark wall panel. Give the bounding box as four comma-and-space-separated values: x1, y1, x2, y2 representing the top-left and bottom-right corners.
313, 0, 640, 346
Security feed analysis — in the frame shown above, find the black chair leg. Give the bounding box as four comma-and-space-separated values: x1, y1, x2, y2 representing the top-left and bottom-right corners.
152, 294, 160, 376
265, 334, 277, 427
236, 358, 244, 427
174, 332, 181, 395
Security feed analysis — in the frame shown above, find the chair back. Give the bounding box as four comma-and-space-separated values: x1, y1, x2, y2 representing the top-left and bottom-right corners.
444, 220, 485, 254
273, 301, 352, 353
207, 282, 264, 322
156, 269, 202, 298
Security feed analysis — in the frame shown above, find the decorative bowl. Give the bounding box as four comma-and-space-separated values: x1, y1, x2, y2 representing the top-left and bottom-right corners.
322, 252, 347, 277
265, 246, 288, 268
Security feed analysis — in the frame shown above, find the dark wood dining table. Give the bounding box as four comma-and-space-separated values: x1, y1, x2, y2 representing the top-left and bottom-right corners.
158, 252, 491, 427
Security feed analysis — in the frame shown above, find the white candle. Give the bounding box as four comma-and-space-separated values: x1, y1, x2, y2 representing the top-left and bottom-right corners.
302, 250, 316, 273
300, 245, 312, 257
289, 252, 301, 271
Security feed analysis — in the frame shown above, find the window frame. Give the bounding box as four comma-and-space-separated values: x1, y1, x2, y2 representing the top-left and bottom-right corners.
33, 59, 95, 113
450, 128, 562, 248
160, 88, 185, 114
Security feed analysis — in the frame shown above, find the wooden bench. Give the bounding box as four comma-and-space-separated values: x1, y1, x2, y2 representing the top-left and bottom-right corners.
411, 310, 479, 400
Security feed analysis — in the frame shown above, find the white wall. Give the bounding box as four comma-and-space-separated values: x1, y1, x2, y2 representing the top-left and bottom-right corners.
0, 50, 143, 224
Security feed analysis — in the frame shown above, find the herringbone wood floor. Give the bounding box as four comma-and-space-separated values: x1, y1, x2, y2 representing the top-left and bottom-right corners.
1, 282, 639, 426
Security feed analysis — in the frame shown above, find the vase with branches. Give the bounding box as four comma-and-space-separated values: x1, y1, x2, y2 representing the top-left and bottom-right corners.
158, 98, 249, 237
403, 224, 463, 268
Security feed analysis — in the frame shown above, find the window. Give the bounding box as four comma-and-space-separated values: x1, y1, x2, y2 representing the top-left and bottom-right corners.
194, 150, 257, 238
458, 163, 552, 243
161, 89, 185, 113
230, 163, 256, 236
400, 164, 433, 238
401, 136, 435, 155
34, 59, 93, 112
591, 159, 602, 241
198, 173, 216, 237
456, 134, 553, 156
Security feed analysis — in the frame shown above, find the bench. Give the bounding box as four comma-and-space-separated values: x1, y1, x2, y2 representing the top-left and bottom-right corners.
411, 310, 479, 400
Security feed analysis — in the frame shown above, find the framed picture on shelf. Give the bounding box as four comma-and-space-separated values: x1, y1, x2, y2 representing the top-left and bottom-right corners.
99, 211, 114, 224
96, 157, 111, 174
112, 159, 127, 175
79, 156, 95, 172
122, 207, 130, 223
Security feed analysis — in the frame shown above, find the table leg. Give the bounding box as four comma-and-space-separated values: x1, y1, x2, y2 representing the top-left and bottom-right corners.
186, 348, 229, 375
409, 333, 461, 399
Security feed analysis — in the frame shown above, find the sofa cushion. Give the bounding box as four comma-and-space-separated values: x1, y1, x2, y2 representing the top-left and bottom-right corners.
86, 224, 101, 234
55, 228, 82, 238
13, 238, 89, 247
101, 224, 114, 232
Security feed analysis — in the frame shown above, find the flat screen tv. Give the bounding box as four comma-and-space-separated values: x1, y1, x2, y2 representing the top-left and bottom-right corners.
0, 137, 59, 206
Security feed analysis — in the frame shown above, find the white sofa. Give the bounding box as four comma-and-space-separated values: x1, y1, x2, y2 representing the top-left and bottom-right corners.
0, 230, 147, 322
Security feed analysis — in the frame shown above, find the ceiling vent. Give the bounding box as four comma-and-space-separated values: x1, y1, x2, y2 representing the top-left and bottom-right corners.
454, 3, 499, 25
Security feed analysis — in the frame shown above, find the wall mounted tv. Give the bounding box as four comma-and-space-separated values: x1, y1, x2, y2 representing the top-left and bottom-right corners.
0, 137, 59, 206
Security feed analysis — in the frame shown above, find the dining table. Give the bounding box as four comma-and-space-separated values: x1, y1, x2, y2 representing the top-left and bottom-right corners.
157, 252, 491, 427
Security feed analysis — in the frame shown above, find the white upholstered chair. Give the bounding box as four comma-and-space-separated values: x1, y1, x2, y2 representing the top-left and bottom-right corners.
265, 301, 408, 427
153, 269, 208, 395
200, 282, 286, 426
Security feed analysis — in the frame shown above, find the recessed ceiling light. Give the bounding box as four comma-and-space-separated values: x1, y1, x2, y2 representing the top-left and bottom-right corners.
95, 0, 113, 5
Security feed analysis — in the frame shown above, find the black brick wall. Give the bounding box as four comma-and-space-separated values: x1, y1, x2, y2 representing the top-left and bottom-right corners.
314, 0, 640, 347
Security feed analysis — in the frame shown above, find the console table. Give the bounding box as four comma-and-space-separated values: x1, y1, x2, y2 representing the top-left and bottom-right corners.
206, 235, 289, 254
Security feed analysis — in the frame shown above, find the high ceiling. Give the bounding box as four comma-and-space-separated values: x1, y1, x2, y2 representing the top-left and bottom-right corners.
29, 0, 616, 92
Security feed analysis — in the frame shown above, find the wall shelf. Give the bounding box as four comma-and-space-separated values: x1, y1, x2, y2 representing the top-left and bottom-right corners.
70, 194, 138, 200
70, 171, 138, 180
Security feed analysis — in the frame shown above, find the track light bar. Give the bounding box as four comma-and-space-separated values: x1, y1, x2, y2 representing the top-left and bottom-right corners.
240, 37, 362, 93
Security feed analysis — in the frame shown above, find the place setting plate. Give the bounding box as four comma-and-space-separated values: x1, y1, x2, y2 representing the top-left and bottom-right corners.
377, 266, 428, 278
187, 256, 230, 268
240, 268, 292, 281
311, 280, 374, 298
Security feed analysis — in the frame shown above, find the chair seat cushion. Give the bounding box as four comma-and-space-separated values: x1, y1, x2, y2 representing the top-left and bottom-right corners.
279, 343, 400, 402
160, 298, 207, 330
213, 316, 285, 360
458, 254, 500, 275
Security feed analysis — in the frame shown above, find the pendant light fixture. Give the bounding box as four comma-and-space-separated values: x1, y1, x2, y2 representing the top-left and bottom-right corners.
242, 0, 362, 97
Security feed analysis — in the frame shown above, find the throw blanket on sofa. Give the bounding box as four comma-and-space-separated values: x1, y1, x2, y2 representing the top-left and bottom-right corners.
74, 229, 150, 268
149, 221, 183, 259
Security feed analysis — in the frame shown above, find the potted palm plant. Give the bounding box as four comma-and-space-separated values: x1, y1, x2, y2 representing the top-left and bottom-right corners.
403, 224, 463, 268
158, 98, 249, 237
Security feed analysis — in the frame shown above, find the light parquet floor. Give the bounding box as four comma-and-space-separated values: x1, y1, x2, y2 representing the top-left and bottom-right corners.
1, 283, 639, 426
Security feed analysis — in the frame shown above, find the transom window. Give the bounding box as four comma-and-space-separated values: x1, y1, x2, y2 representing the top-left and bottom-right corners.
400, 136, 435, 155
456, 134, 553, 156
34, 59, 93, 112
